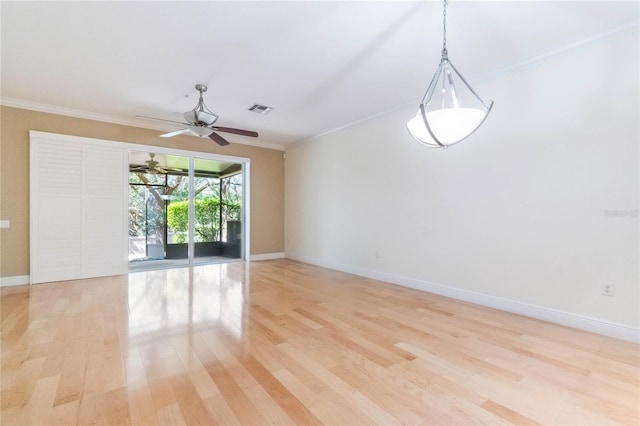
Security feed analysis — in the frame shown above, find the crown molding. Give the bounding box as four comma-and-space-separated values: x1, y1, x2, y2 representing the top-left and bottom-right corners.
0, 97, 286, 152
473, 20, 639, 86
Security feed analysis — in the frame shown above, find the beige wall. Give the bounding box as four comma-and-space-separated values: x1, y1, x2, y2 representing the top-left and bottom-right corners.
0, 106, 284, 277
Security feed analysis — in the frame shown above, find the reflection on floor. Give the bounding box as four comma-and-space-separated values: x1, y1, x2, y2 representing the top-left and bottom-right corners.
1, 260, 638, 425
129, 256, 241, 271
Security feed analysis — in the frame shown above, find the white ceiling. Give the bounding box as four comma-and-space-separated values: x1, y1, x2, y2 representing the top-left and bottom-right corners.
1, 1, 638, 149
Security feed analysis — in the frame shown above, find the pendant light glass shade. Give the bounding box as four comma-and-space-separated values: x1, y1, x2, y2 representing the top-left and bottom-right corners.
407, 1, 493, 148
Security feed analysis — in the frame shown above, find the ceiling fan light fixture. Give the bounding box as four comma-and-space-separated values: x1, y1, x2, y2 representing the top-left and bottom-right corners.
407, 0, 493, 148
152, 84, 258, 146
188, 125, 214, 137
183, 110, 218, 126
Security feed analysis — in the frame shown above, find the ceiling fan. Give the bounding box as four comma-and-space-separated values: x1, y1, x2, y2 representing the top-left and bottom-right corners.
129, 153, 183, 174
139, 84, 258, 146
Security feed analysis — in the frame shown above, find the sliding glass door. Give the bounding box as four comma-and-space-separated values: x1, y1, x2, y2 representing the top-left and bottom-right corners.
128, 150, 245, 270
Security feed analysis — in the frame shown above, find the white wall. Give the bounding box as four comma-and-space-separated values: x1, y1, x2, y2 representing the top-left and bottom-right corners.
285, 33, 639, 340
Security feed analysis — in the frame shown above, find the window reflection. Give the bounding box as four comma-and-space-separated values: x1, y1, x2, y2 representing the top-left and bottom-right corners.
127, 264, 245, 342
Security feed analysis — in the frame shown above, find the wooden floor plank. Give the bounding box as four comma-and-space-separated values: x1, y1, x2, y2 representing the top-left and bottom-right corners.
1, 259, 638, 425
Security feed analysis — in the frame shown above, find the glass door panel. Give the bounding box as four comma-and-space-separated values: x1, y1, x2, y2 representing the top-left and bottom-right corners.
194, 158, 243, 263
129, 151, 190, 270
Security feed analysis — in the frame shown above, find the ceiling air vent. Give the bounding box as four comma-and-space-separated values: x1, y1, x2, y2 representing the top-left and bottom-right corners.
248, 104, 274, 115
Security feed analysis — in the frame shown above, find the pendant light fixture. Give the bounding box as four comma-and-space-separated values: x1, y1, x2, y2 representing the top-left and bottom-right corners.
407, 0, 493, 148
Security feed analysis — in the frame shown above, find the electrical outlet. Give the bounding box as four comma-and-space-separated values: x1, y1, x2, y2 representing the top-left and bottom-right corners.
601, 282, 615, 297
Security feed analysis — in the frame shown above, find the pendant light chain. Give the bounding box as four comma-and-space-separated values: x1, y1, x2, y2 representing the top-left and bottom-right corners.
441, 0, 448, 60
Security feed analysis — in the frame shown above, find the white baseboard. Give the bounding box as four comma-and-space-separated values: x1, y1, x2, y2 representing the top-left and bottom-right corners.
0, 275, 30, 287
250, 252, 285, 261
285, 253, 640, 343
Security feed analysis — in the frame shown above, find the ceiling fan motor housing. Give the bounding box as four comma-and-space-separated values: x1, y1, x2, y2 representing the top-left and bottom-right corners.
183, 84, 218, 126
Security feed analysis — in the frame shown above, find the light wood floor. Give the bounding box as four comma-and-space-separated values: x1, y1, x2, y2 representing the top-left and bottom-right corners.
1, 259, 638, 425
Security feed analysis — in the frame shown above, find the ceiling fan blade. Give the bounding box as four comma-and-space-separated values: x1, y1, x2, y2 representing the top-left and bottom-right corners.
160, 129, 191, 138
136, 115, 189, 126
209, 132, 230, 146
212, 126, 258, 138
130, 166, 149, 171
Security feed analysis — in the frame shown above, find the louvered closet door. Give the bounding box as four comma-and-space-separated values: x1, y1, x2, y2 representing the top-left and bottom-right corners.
31, 139, 84, 283
30, 132, 128, 284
